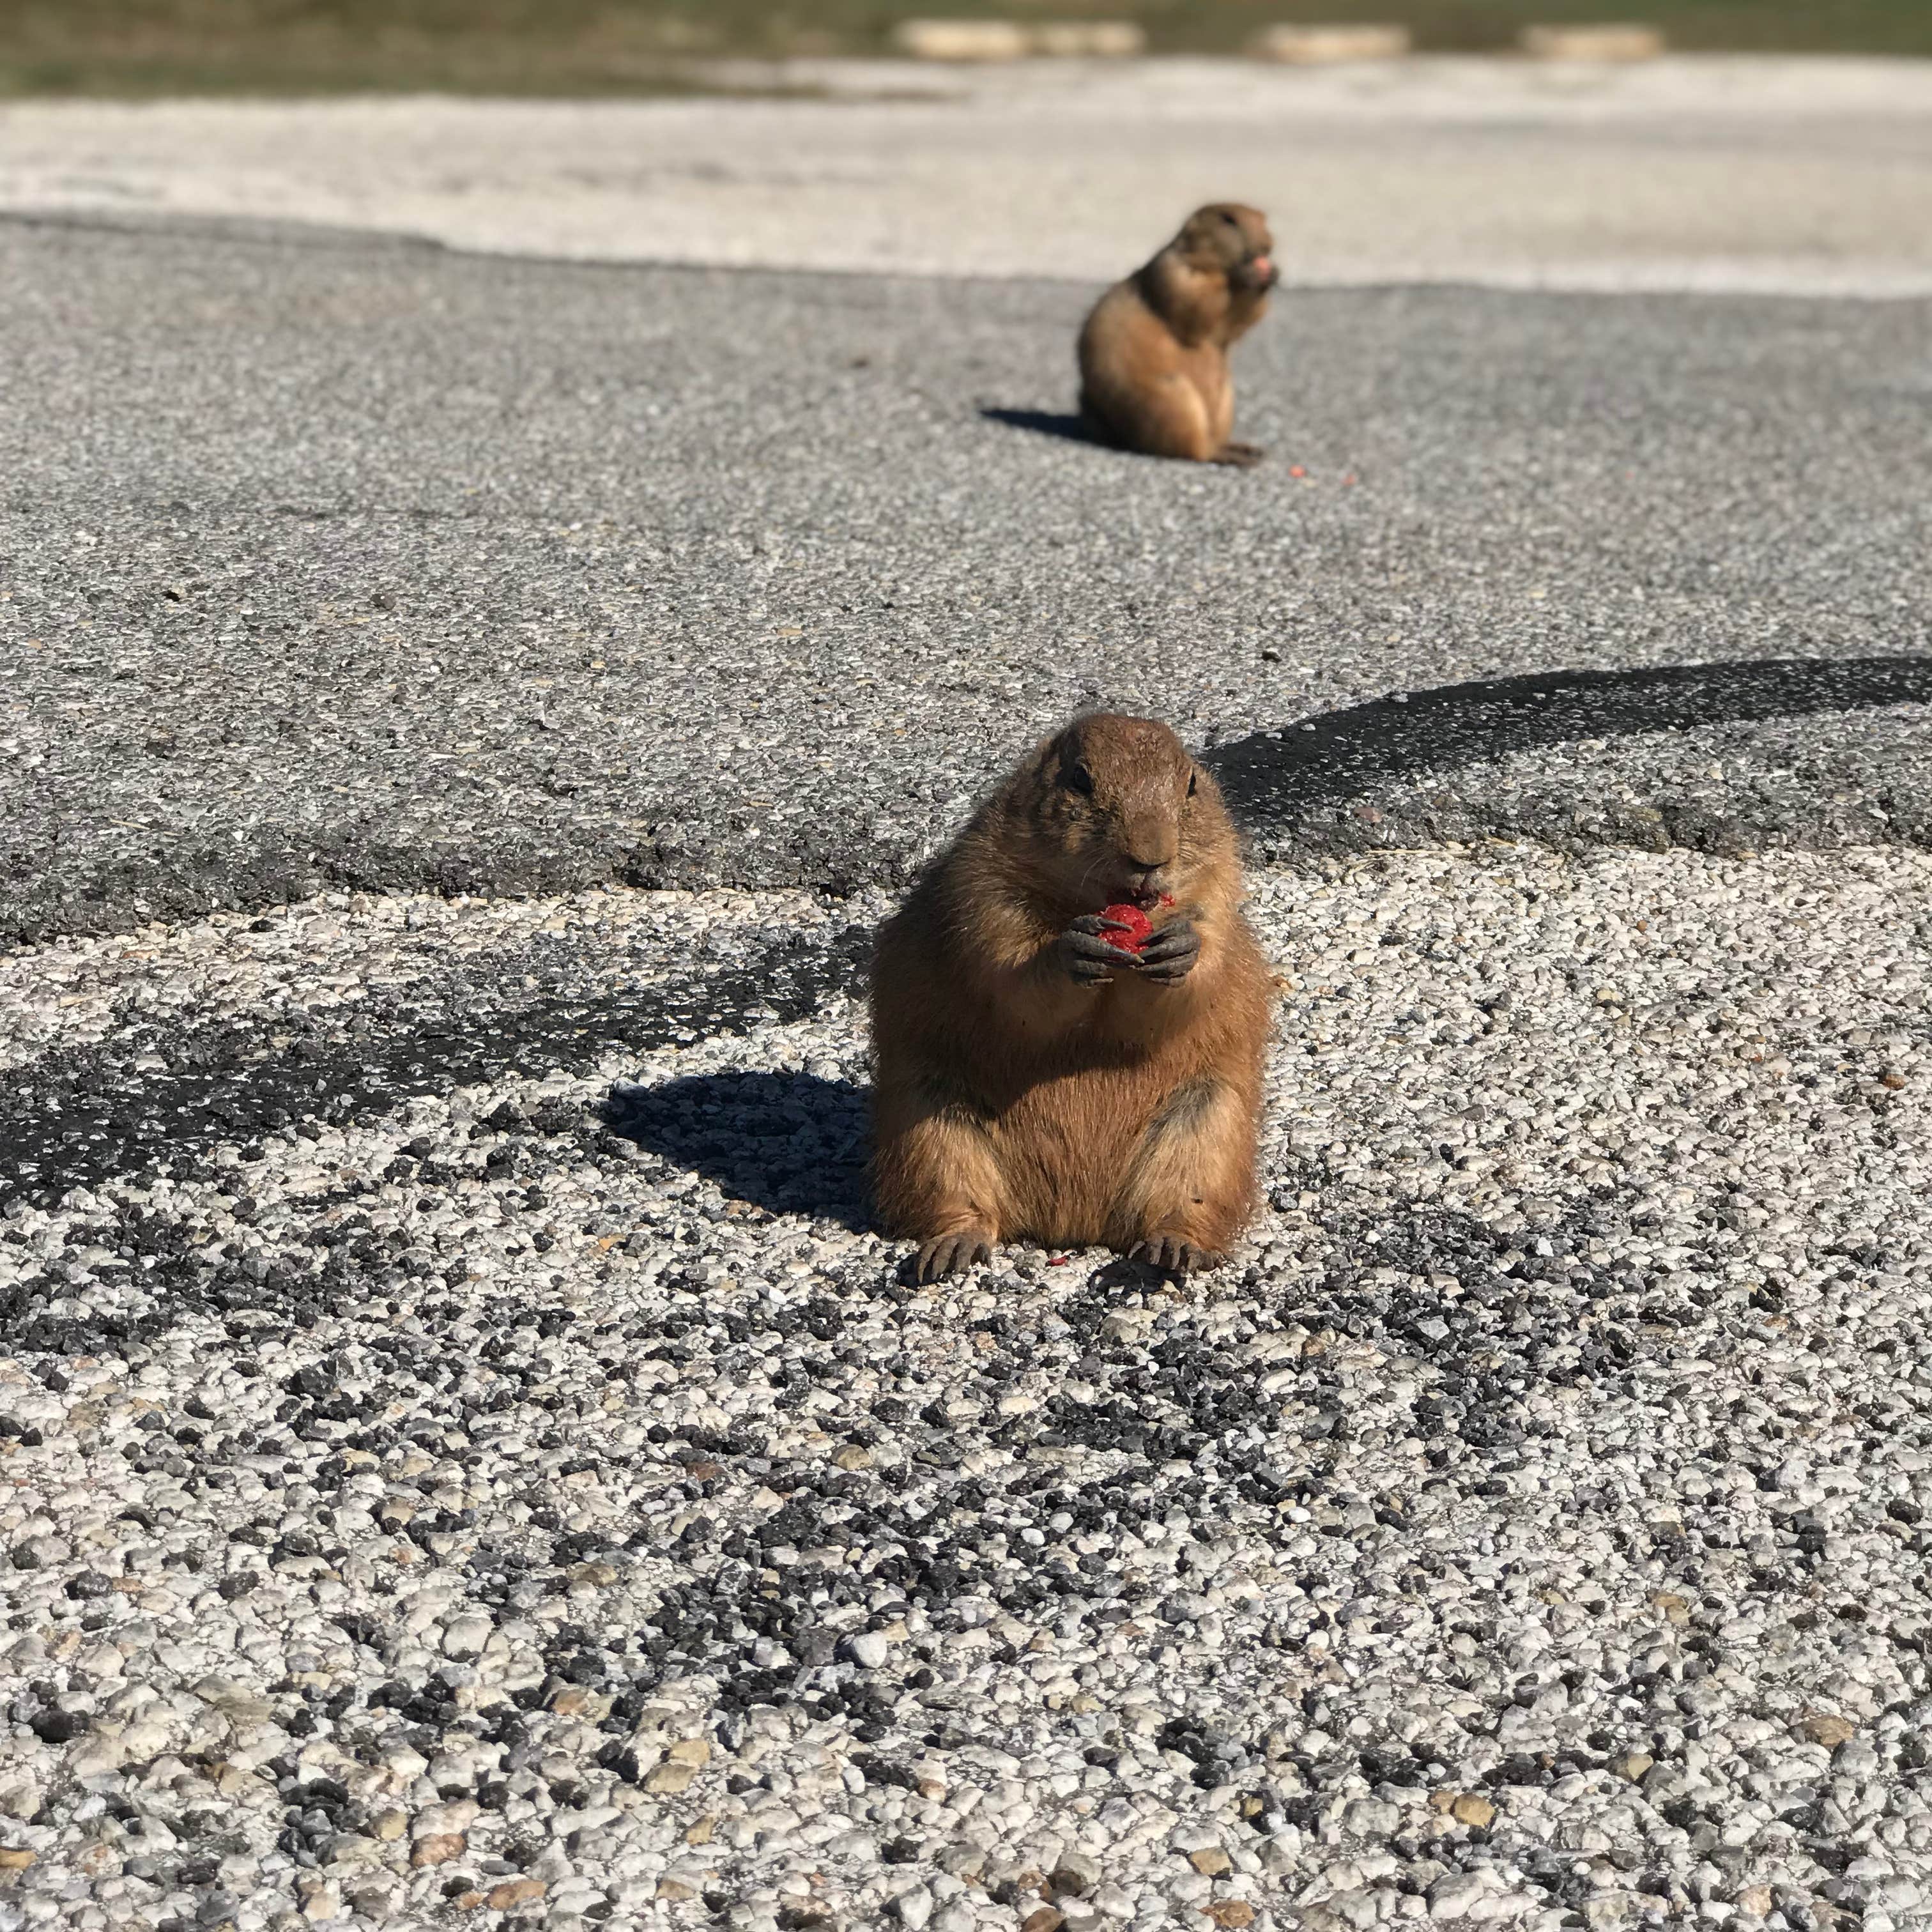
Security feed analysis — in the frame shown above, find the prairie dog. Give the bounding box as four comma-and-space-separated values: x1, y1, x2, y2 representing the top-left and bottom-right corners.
870, 714, 1273, 1284
1078, 203, 1278, 466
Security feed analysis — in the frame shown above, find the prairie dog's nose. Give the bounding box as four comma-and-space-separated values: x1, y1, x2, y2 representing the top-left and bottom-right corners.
1121, 803, 1179, 873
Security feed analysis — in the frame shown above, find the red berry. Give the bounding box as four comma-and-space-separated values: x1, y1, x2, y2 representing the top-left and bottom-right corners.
1100, 903, 1154, 953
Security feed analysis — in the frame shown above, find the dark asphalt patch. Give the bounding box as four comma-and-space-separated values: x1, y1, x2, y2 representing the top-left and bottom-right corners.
1204, 655, 1932, 834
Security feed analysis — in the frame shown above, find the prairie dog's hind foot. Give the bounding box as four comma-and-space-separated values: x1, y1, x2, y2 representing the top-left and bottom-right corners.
1211, 441, 1266, 469
1130, 1233, 1225, 1276
914, 1228, 995, 1285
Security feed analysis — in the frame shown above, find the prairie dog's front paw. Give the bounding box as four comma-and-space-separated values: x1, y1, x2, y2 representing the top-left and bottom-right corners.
1056, 914, 1142, 987
1136, 912, 1200, 984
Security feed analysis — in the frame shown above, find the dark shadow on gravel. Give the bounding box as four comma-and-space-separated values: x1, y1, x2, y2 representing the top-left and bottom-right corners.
979, 406, 1094, 446
0, 926, 871, 1209
604, 1070, 871, 1231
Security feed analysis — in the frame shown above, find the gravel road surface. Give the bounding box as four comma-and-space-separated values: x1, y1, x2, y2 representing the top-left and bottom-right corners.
3, 848, 1930, 1932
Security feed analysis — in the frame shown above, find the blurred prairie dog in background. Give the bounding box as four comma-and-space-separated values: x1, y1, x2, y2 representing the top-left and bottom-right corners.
870, 713, 1272, 1284
1078, 203, 1279, 466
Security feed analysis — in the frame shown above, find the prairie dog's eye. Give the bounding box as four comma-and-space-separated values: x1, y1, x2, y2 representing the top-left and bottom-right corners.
1218, 211, 1239, 227
1064, 762, 1094, 795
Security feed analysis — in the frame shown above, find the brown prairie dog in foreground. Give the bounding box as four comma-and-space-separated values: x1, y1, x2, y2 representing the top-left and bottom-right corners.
1078, 203, 1279, 466
870, 713, 1273, 1284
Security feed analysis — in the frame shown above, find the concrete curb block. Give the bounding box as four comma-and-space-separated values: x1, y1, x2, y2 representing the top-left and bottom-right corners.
1521, 24, 1667, 62
1246, 24, 1414, 65
891, 19, 1147, 61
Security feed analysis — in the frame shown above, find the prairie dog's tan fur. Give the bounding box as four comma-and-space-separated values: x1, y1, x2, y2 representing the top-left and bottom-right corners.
1078, 203, 1278, 466
870, 714, 1273, 1283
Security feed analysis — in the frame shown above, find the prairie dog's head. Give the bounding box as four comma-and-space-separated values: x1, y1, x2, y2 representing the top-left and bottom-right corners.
1173, 203, 1277, 296
1013, 713, 1233, 912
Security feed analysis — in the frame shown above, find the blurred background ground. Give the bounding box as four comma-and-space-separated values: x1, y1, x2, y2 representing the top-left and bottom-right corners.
6, 56, 1932, 293
1, 0, 1930, 96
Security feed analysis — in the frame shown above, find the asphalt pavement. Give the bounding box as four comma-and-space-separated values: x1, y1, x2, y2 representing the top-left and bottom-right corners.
2, 215, 1929, 942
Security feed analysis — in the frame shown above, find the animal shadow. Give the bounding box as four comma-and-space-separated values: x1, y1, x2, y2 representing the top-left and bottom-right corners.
602, 1071, 871, 1232
979, 406, 1094, 447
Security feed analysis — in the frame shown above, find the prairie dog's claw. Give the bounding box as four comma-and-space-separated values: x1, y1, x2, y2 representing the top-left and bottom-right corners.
1058, 914, 1140, 986
916, 1230, 993, 1284
1130, 1234, 1223, 1276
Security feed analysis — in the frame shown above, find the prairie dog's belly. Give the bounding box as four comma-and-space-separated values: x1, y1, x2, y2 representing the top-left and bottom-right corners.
1177, 342, 1230, 413
986, 1061, 1163, 1243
